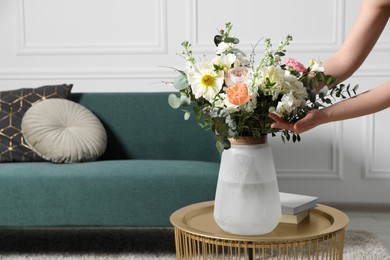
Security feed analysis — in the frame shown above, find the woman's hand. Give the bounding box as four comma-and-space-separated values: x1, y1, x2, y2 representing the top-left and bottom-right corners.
268, 110, 324, 134
268, 113, 296, 132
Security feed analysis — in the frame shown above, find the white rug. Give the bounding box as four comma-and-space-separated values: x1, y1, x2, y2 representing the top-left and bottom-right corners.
343, 230, 390, 260
0, 229, 387, 259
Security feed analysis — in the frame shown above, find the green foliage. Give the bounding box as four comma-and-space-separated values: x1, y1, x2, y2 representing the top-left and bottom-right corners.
167, 22, 359, 151
173, 73, 189, 90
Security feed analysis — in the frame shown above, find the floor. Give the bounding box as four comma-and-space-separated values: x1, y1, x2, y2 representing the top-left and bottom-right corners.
341, 208, 390, 251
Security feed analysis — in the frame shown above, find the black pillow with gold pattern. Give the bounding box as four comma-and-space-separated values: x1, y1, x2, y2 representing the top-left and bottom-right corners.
0, 84, 73, 162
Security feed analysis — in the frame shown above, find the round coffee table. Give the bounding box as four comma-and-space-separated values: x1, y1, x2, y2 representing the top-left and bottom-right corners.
170, 201, 349, 259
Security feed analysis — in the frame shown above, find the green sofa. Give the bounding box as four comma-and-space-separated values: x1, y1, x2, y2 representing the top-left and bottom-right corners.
0, 92, 220, 228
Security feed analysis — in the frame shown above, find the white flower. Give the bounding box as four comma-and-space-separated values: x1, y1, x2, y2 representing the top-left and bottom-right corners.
259, 66, 288, 100
212, 54, 236, 71
309, 59, 325, 72
276, 92, 296, 116
224, 67, 252, 88
215, 42, 232, 55
284, 73, 307, 100
188, 61, 224, 101
275, 89, 306, 117
274, 74, 307, 117
185, 60, 194, 72
286, 75, 308, 102
260, 65, 285, 84
225, 115, 237, 131
211, 93, 239, 115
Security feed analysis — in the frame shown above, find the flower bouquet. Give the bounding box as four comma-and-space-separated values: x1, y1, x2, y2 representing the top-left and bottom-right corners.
168, 22, 357, 151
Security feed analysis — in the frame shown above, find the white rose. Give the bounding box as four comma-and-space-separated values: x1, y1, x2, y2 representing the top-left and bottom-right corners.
224, 67, 252, 88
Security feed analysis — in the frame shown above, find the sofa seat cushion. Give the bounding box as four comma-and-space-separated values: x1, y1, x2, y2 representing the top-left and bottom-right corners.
0, 160, 219, 227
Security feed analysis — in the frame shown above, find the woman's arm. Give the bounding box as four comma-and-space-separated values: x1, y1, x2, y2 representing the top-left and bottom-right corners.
269, 0, 390, 133
269, 80, 390, 133
324, 0, 390, 86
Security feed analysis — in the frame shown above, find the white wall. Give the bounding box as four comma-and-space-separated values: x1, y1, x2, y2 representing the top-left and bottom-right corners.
1, 0, 390, 204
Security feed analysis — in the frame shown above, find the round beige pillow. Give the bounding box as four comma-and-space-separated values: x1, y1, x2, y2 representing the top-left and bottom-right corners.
21, 98, 107, 163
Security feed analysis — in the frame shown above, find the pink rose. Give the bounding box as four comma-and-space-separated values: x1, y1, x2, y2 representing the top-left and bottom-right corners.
285, 58, 307, 73
224, 67, 251, 88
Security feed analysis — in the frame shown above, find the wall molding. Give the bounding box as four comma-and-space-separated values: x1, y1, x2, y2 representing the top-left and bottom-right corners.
185, 0, 345, 53
0, 66, 388, 81
0, 67, 175, 80
374, 43, 390, 52
17, 0, 168, 55
364, 115, 390, 180
277, 122, 344, 180
354, 68, 390, 77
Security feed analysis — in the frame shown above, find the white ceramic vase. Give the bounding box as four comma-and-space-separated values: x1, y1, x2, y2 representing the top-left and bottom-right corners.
214, 136, 281, 236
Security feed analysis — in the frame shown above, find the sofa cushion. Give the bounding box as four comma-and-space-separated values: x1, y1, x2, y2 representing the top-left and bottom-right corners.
70, 92, 221, 163
0, 84, 73, 162
21, 99, 107, 163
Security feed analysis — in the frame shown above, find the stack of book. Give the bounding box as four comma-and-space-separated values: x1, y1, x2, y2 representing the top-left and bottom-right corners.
279, 192, 318, 224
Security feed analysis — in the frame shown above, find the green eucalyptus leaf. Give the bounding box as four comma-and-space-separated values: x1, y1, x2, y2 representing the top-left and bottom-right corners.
180, 93, 191, 106
168, 94, 181, 109
214, 35, 223, 46
184, 110, 191, 120
325, 75, 335, 85
216, 141, 225, 153
346, 84, 353, 97
285, 131, 291, 141
318, 86, 328, 99
173, 74, 189, 91
275, 51, 285, 57
308, 78, 314, 91
216, 137, 231, 151
309, 90, 316, 103
224, 37, 239, 44
301, 76, 309, 87
222, 139, 231, 150
330, 86, 336, 96
353, 84, 359, 94
315, 72, 325, 82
